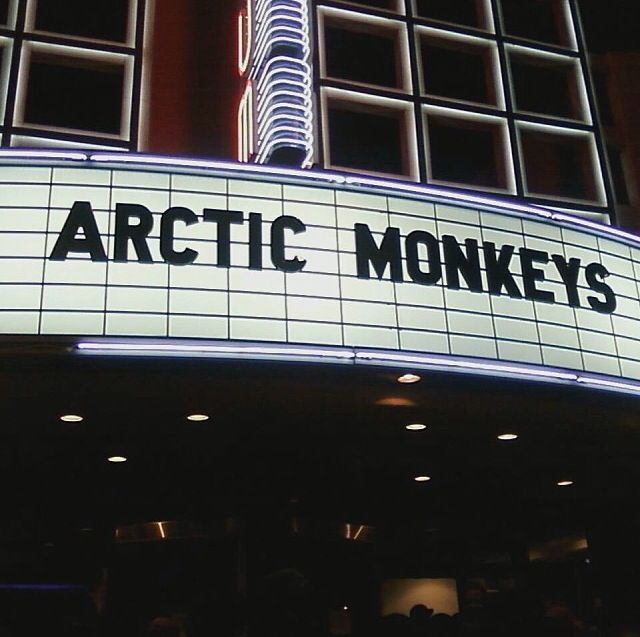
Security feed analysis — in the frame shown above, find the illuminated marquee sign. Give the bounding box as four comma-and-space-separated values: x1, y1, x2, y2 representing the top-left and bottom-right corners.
50, 202, 616, 315
1, 154, 640, 394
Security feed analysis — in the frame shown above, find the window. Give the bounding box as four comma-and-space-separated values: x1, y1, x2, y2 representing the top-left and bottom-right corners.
510, 51, 584, 120
520, 127, 599, 202
22, 52, 126, 136
323, 20, 405, 90
0, 0, 142, 149
0, 0, 9, 25
419, 33, 500, 106
326, 96, 415, 177
500, 0, 571, 48
414, 0, 489, 30
313, 0, 610, 216
32, 0, 131, 43
425, 112, 511, 190
339, 0, 402, 11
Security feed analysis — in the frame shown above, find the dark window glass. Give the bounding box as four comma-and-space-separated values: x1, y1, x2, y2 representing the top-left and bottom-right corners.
500, 0, 568, 46
34, 0, 130, 42
593, 71, 614, 126
349, 0, 398, 9
607, 146, 629, 205
521, 129, 597, 201
428, 117, 506, 189
24, 56, 124, 135
325, 25, 398, 88
0, 0, 9, 25
329, 106, 405, 175
415, 0, 483, 28
511, 57, 579, 119
421, 42, 494, 105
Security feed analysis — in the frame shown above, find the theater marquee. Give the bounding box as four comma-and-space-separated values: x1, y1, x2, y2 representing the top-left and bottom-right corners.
1, 153, 640, 393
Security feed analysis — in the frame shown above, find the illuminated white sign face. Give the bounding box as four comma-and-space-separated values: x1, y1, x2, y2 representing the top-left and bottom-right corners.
1, 159, 640, 389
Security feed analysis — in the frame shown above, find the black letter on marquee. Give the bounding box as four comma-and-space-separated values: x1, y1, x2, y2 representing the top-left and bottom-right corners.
483, 242, 522, 298
249, 212, 263, 270
160, 206, 199, 265
271, 215, 306, 273
585, 262, 616, 314
552, 254, 581, 308
203, 209, 244, 268
442, 236, 483, 292
355, 224, 403, 281
405, 230, 441, 285
520, 248, 554, 303
114, 203, 153, 263
49, 201, 107, 262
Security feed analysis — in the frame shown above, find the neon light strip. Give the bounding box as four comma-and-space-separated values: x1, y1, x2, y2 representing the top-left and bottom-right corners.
77, 341, 355, 360
238, 1, 252, 75
76, 340, 640, 398
86, 151, 345, 182
237, 82, 254, 162
0, 149, 88, 161
0, 150, 633, 246
247, 0, 315, 168
576, 377, 640, 394
355, 351, 579, 381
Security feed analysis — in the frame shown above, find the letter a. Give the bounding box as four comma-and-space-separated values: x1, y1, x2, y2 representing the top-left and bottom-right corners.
49, 201, 107, 262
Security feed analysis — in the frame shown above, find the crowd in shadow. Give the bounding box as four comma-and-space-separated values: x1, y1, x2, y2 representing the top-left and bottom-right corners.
141, 571, 624, 637
0, 567, 631, 636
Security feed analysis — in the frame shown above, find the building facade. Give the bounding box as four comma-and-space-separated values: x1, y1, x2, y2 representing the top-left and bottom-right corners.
239, 0, 613, 224
1, 0, 640, 634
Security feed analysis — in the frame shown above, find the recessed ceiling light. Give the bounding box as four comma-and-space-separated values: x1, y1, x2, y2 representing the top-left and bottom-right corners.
557, 480, 574, 487
375, 397, 417, 407
107, 456, 127, 463
187, 414, 209, 422
406, 423, 427, 431
497, 433, 518, 441
414, 475, 431, 482
60, 414, 83, 423
397, 373, 421, 384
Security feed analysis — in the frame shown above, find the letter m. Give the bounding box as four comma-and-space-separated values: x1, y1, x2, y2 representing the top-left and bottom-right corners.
354, 223, 403, 281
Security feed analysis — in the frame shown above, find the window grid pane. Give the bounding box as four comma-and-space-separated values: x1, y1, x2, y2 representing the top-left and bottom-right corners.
314, 0, 610, 215
0, 0, 142, 150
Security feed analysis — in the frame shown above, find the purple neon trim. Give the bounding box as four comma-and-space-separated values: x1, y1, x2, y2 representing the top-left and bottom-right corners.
0, 149, 88, 161
0, 150, 636, 247
75, 340, 640, 399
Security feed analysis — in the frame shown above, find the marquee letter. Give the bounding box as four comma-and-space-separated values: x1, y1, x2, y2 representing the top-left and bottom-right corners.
114, 203, 154, 263
203, 209, 244, 268
443, 236, 482, 292
355, 224, 403, 282
520, 248, 554, 303
49, 201, 107, 262
271, 215, 306, 273
585, 263, 616, 314
405, 230, 441, 285
249, 212, 263, 270
160, 206, 199, 265
483, 242, 522, 298
552, 254, 581, 308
